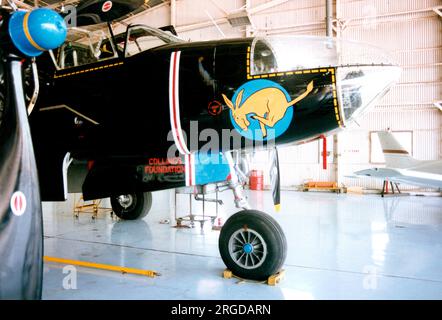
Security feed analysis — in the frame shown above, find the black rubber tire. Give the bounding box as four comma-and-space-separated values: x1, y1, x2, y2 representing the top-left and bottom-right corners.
219, 210, 287, 281
110, 192, 152, 220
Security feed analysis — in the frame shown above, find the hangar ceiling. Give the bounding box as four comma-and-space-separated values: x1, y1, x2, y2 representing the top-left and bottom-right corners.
2, 0, 169, 30
3, 0, 167, 12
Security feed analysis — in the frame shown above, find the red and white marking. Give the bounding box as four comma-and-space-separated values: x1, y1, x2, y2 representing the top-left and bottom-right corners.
169, 51, 190, 155
102, 1, 113, 12
184, 153, 196, 186
10, 191, 27, 216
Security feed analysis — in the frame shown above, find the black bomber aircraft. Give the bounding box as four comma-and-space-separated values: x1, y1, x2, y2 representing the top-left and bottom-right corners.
0, 0, 400, 299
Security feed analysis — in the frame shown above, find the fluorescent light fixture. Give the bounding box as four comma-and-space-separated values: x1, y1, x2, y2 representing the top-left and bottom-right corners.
227, 10, 252, 27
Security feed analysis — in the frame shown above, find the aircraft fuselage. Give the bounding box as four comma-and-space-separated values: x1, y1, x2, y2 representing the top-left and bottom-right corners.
30, 35, 397, 200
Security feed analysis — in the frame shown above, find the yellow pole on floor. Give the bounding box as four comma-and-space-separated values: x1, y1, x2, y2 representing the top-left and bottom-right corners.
43, 256, 159, 278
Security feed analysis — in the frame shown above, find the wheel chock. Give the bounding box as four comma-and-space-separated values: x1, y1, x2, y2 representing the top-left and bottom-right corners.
222, 268, 285, 286
267, 269, 285, 286
223, 269, 233, 279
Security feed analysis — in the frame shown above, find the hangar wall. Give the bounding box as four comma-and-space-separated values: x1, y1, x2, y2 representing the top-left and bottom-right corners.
127, 0, 441, 190
336, 0, 442, 190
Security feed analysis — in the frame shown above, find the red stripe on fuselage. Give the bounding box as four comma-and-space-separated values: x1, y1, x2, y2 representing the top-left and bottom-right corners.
171, 52, 187, 154
188, 154, 193, 186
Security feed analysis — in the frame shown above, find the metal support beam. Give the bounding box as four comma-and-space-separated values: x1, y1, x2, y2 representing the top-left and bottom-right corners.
331, 0, 342, 186
248, 0, 288, 15
209, 0, 229, 15
177, 18, 228, 33
205, 10, 226, 38
170, 0, 176, 27
433, 6, 442, 18
175, 0, 287, 35
245, 0, 253, 37
325, 0, 333, 37
121, 1, 170, 24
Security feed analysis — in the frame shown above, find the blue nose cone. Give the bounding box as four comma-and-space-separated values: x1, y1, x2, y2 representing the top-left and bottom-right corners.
8, 8, 67, 57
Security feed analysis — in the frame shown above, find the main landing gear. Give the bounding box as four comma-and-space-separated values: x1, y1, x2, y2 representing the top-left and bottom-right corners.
110, 192, 152, 220
218, 152, 287, 281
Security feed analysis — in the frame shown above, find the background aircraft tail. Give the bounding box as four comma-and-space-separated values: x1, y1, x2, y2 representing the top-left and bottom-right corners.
377, 131, 420, 169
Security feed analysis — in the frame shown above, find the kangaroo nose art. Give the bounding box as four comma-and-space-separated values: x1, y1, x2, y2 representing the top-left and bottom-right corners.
224, 79, 313, 141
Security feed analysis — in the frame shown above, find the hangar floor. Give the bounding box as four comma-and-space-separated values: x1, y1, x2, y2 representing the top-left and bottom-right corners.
42, 190, 442, 300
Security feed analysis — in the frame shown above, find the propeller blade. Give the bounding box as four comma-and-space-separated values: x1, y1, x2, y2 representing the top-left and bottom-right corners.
270, 147, 281, 211
0, 56, 43, 299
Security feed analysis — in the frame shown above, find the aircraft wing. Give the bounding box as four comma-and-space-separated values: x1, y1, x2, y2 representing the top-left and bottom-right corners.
354, 167, 442, 189
408, 160, 442, 175
354, 167, 403, 179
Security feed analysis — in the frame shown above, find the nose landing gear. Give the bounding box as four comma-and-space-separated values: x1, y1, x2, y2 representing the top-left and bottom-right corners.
219, 210, 287, 281
218, 152, 287, 281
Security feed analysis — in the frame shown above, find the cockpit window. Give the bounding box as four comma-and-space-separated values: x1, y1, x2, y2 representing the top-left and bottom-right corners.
58, 42, 94, 68
250, 36, 338, 75
56, 26, 118, 70
251, 39, 278, 75
250, 36, 396, 75
124, 25, 183, 57
50, 24, 183, 70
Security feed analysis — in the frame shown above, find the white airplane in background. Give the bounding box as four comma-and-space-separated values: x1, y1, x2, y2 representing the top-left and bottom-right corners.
355, 131, 442, 189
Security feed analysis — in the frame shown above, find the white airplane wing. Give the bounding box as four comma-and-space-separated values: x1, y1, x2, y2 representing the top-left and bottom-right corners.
353, 132, 442, 189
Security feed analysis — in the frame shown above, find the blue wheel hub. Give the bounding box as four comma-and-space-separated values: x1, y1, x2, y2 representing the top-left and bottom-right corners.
243, 243, 253, 254
229, 229, 267, 269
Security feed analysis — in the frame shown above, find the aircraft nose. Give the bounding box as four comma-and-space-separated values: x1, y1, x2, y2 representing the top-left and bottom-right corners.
334, 39, 401, 125
336, 64, 401, 124
249, 36, 401, 126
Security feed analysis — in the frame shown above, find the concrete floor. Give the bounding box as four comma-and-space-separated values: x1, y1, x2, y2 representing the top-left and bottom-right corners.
42, 190, 442, 300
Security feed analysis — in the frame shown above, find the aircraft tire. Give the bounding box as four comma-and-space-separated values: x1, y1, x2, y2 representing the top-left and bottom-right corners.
219, 210, 287, 281
111, 192, 152, 220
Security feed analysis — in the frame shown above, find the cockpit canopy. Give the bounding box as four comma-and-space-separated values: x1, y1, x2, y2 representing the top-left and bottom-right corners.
250, 36, 397, 75
53, 24, 183, 70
